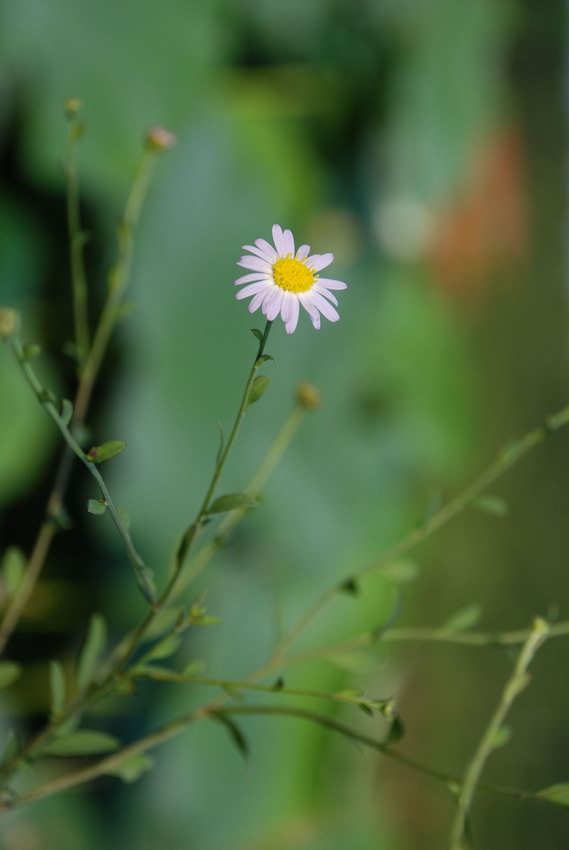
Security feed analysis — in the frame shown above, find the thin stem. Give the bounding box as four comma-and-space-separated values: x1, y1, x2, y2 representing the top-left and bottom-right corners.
0, 702, 549, 815
65, 111, 90, 364
7, 337, 155, 605
448, 618, 549, 850
270, 405, 569, 663
0, 147, 160, 655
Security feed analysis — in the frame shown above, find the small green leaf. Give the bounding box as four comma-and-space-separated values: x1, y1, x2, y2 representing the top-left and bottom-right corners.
1, 730, 19, 764
473, 495, 509, 517
145, 607, 182, 640
491, 725, 512, 749
0, 662, 21, 690
77, 614, 107, 691
384, 714, 406, 745
104, 754, 154, 783
2, 547, 25, 598
536, 784, 569, 807
86, 440, 126, 464
88, 498, 107, 516
146, 634, 182, 662
380, 559, 419, 585
214, 715, 249, 758
21, 342, 41, 360
248, 375, 271, 406
206, 493, 258, 515
42, 731, 120, 757
272, 677, 285, 691
339, 577, 359, 596
60, 398, 74, 427
255, 354, 274, 366
49, 661, 66, 718
181, 659, 206, 677
215, 422, 225, 465
251, 328, 263, 342
441, 604, 482, 634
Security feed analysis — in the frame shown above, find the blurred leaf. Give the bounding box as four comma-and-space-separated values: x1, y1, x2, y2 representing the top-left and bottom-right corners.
2, 546, 25, 598
87, 440, 126, 463
60, 398, 74, 427
118, 506, 131, 530
1, 730, 18, 764
206, 493, 258, 515
77, 613, 107, 691
21, 343, 41, 361
380, 559, 419, 585
491, 725, 511, 749
88, 498, 107, 515
43, 731, 120, 756
0, 662, 21, 690
255, 354, 274, 365
339, 577, 359, 596
145, 607, 182, 639
104, 754, 154, 783
441, 604, 482, 634
214, 715, 249, 759
384, 715, 406, 745
181, 659, 205, 677
473, 495, 509, 517
247, 375, 271, 406
536, 784, 569, 807
146, 634, 182, 661
49, 660, 66, 718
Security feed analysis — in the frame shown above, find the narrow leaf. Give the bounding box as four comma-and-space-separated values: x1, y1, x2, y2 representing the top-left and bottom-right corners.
206, 493, 258, 515
49, 661, 66, 718
491, 725, 512, 749
2, 547, 25, 598
251, 328, 263, 342
248, 375, 271, 406
42, 731, 120, 756
145, 607, 182, 640
77, 614, 107, 691
1, 730, 19, 764
256, 354, 274, 366
441, 604, 482, 634
380, 559, 419, 585
104, 754, 154, 783
60, 398, 74, 427
473, 495, 509, 517
536, 784, 569, 807
0, 662, 21, 690
214, 715, 249, 758
339, 577, 359, 596
146, 634, 182, 662
87, 440, 126, 464
384, 714, 406, 745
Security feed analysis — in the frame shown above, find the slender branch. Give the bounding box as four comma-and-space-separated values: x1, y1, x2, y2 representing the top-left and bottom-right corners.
0, 702, 553, 815
269, 404, 569, 663
0, 143, 163, 655
448, 618, 549, 850
64, 101, 90, 364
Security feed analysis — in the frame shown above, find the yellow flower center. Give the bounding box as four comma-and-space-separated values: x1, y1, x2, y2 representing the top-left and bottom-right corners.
272, 257, 315, 293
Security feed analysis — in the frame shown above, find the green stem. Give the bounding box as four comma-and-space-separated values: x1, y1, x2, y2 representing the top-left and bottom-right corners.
65, 112, 90, 364
448, 618, 549, 850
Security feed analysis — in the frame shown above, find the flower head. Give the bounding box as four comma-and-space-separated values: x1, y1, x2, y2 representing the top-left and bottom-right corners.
235, 225, 347, 334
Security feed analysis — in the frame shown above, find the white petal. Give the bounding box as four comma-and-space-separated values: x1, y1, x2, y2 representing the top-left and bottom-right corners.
314, 284, 338, 305
255, 238, 278, 262
315, 277, 347, 290
308, 290, 340, 322
235, 281, 271, 300
283, 228, 295, 256
299, 293, 321, 329
242, 244, 274, 263
263, 287, 284, 321
272, 224, 287, 256
238, 256, 272, 273
296, 244, 310, 260
308, 252, 334, 271
285, 296, 299, 334
280, 291, 294, 324
248, 290, 267, 314
235, 272, 271, 286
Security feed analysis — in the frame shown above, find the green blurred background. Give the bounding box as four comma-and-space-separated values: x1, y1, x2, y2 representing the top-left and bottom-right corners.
2, 0, 569, 847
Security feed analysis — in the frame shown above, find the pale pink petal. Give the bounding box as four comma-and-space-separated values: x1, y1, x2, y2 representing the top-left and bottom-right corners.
315, 277, 347, 290
235, 281, 271, 300
272, 224, 287, 256
285, 296, 300, 334
308, 252, 334, 272
283, 229, 295, 255
242, 244, 274, 263
314, 284, 338, 305
255, 238, 278, 262
235, 272, 271, 286
248, 290, 267, 313
238, 256, 272, 273
296, 244, 310, 260
308, 290, 340, 322
299, 293, 321, 329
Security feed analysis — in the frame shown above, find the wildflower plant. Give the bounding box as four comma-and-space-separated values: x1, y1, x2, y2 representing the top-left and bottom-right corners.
2, 103, 569, 848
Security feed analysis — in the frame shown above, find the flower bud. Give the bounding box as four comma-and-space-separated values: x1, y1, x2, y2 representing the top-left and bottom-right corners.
0, 308, 19, 341
64, 98, 82, 117
296, 383, 321, 410
145, 126, 177, 152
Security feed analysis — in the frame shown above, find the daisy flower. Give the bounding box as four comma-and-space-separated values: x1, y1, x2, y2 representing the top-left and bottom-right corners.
235, 224, 347, 334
